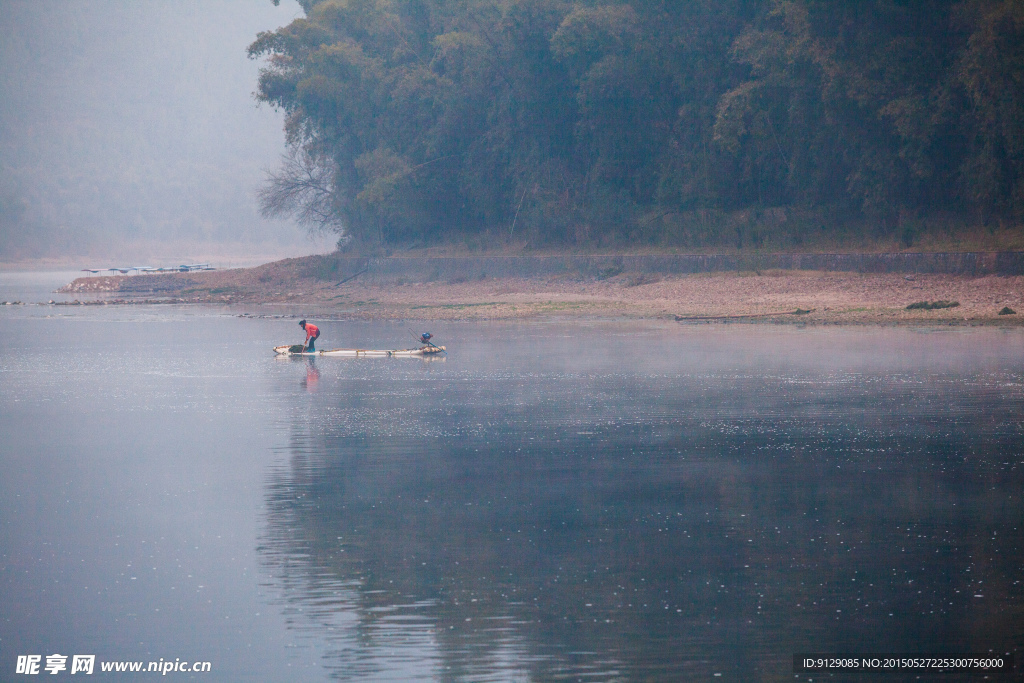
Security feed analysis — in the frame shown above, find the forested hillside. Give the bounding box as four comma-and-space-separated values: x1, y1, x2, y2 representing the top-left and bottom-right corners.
251, 0, 1024, 250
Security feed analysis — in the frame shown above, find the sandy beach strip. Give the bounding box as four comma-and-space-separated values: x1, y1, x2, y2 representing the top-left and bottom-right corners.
54, 267, 1024, 325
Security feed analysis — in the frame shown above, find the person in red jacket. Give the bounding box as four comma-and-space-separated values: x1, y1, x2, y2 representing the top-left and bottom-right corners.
299, 319, 320, 352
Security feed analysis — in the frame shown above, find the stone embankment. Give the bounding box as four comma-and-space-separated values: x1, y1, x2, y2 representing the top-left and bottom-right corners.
326, 251, 1024, 283
60, 276, 199, 294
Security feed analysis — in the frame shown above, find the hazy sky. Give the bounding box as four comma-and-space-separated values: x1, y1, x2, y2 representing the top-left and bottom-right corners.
0, 0, 332, 261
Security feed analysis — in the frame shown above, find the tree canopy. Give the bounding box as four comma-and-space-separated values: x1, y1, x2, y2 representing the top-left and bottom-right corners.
251, 0, 1024, 249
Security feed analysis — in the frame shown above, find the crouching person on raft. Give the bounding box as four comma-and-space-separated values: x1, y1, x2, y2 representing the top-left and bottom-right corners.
299, 319, 320, 352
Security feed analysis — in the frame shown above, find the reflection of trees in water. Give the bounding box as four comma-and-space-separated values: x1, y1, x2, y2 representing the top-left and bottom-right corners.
259, 375, 1024, 680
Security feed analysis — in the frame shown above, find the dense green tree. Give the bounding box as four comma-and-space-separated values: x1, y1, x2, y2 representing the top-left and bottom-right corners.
251, 0, 1024, 249
956, 0, 1024, 223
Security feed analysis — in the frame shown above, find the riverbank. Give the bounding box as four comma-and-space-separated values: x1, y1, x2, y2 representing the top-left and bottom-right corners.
50, 252, 1024, 325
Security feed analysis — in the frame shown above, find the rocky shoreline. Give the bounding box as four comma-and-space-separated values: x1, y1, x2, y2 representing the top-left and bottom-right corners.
53, 253, 1024, 325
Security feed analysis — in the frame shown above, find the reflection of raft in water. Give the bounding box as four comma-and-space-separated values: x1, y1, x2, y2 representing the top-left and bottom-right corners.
274, 344, 446, 357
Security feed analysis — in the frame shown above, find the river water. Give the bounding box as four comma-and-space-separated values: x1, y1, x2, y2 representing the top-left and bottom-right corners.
1, 273, 1022, 681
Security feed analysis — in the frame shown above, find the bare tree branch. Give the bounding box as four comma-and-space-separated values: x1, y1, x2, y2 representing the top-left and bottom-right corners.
259, 147, 344, 235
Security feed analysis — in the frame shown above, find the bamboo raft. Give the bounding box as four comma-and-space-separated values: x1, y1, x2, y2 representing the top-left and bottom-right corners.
274, 345, 446, 357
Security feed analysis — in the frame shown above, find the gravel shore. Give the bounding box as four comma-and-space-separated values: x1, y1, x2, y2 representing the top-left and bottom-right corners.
57, 262, 1024, 324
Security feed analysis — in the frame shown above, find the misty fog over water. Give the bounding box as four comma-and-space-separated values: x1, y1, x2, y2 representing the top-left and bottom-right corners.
0, 0, 325, 261
1, 279, 1022, 679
